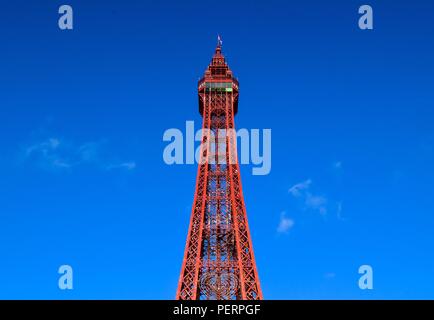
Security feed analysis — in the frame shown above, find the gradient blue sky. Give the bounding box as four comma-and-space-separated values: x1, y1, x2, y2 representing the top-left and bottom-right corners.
1, 0, 434, 299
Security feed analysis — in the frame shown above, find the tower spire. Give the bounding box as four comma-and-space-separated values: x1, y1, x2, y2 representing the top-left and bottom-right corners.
217, 34, 223, 47
216, 34, 223, 53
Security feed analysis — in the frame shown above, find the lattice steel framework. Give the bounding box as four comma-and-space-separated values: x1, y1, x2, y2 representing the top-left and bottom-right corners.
176, 39, 262, 300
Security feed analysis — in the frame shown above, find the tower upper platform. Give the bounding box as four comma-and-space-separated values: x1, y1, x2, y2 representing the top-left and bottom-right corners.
198, 37, 239, 115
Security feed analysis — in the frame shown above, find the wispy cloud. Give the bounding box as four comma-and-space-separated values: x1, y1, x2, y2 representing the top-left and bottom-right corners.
336, 201, 347, 221
24, 138, 76, 169
333, 161, 342, 169
22, 137, 136, 172
288, 179, 311, 197
288, 179, 328, 215
324, 272, 336, 279
305, 193, 328, 215
106, 161, 137, 171
277, 212, 294, 233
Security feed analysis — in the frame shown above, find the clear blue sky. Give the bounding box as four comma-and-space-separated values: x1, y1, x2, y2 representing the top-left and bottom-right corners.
0, 0, 433, 299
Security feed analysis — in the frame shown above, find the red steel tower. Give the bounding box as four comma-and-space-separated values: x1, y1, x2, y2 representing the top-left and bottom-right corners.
176, 38, 262, 300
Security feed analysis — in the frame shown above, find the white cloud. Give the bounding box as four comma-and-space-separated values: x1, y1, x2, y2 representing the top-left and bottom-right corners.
25, 138, 60, 156
106, 161, 136, 171
305, 193, 327, 215
289, 179, 328, 215
25, 138, 75, 169
288, 179, 311, 197
77, 142, 102, 163
333, 161, 342, 169
324, 272, 336, 279
23, 137, 136, 172
336, 201, 347, 221
277, 212, 294, 233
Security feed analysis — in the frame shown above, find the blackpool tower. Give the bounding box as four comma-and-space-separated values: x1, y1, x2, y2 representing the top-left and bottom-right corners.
176, 38, 262, 300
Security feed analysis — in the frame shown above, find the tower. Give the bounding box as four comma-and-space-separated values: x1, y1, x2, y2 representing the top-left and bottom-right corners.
176, 38, 263, 300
